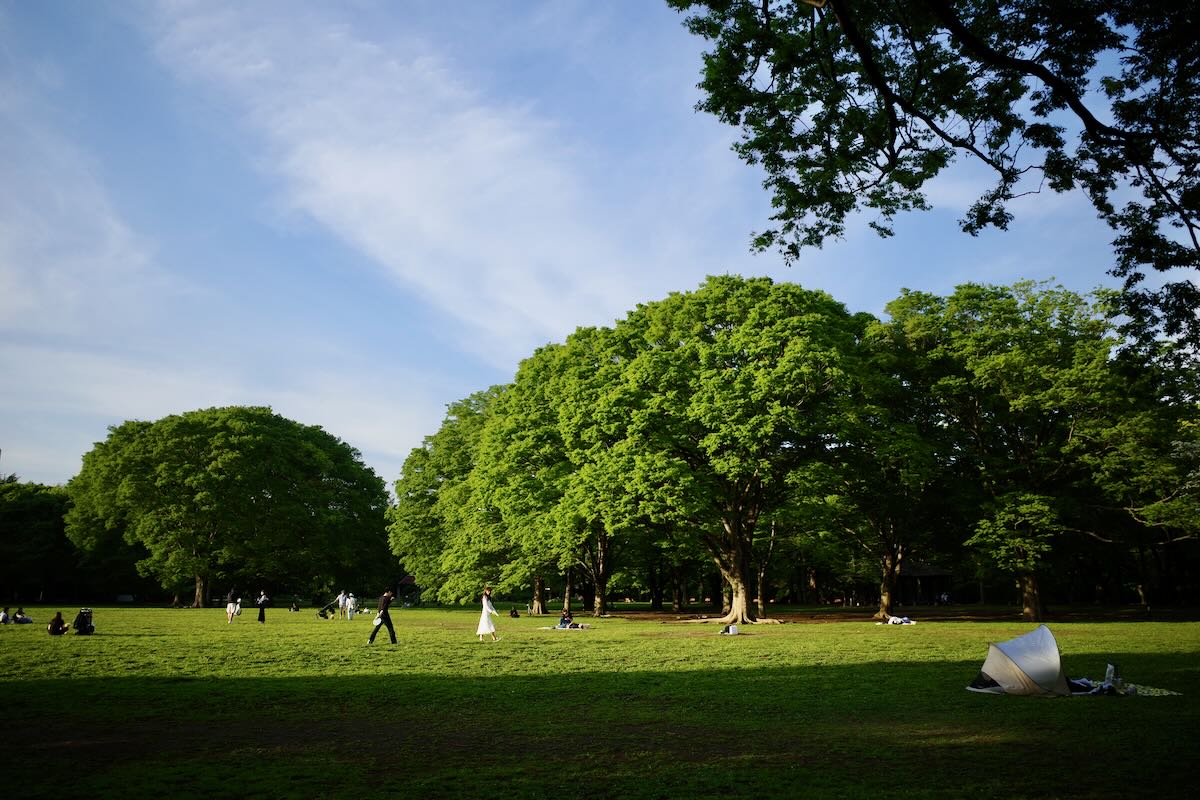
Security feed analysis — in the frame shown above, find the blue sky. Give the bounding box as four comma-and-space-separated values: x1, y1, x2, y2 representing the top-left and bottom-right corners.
2, 1, 1133, 488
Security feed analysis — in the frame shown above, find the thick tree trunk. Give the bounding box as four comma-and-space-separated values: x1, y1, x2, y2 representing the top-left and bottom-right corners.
1018, 573, 1044, 621
723, 572, 754, 624
873, 543, 903, 620
530, 576, 546, 615
671, 568, 685, 612
711, 542, 758, 625
192, 575, 207, 608
562, 568, 573, 613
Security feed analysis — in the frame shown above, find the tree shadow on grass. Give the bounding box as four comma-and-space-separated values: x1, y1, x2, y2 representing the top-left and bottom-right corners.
3, 654, 1196, 800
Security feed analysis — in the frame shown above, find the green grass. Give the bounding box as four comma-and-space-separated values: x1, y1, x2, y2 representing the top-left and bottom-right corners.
1, 605, 1197, 799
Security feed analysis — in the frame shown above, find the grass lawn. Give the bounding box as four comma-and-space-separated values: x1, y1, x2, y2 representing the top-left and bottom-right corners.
1, 604, 1196, 799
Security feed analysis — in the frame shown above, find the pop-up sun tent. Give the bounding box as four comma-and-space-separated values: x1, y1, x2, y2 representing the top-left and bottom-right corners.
967, 624, 1071, 697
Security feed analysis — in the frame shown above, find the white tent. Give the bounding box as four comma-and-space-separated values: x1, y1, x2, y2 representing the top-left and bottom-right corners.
966, 624, 1071, 697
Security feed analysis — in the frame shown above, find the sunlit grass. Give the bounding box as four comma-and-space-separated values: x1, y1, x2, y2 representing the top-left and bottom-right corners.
2, 605, 1196, 799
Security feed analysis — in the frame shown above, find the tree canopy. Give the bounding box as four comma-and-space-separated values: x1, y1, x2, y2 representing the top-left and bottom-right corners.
388, 275, 1198, 622
668, 0, 1200, 346
65, 406, 390, 607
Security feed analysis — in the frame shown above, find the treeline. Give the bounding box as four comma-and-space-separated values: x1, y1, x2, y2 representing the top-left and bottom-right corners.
387, 276, 1200, 622
1, 407, 395, 607
2, 278, 1196, 619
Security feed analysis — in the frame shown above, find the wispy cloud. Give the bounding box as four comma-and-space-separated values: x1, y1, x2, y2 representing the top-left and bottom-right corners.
142, 1, 763, 368
0, 80, 177, 342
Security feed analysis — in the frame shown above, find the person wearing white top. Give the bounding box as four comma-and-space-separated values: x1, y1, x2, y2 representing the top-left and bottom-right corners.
476, 586, 500, 642
346, 593, 356, 620
336, 590, 347, 619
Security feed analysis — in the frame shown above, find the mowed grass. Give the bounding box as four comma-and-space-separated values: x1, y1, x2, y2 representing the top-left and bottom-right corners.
1, 605, 1197, 799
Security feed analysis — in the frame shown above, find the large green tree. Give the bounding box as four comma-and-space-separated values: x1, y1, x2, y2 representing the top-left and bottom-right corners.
670, 0, 1200, 346
389, 388, 510, 604
66, 406, 389, 607
615, 275, 864, 624
0, 477, 75, 602
885, 282, 1143, 619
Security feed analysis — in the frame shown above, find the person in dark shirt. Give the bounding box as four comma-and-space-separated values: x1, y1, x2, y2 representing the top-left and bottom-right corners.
368, 589, 396, 645
47, 611, 69, 635
256, 590, 269, 624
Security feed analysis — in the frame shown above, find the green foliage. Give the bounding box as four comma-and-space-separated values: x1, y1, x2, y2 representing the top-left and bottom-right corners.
967, 492, 1061, 574
390, 275, 1199, 616
669, 0, 1200, 346
66, 406, 389, 603
0, 480, 73, 600
389, 388, 511, 604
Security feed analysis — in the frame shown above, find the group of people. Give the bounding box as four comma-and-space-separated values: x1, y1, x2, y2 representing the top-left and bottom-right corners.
1, 607, 32, 625
334, 590, 359, 620
224, 589, 270, 624
364, 585, 501, 647
2, 607, 94, 635
7, 586, 538, 644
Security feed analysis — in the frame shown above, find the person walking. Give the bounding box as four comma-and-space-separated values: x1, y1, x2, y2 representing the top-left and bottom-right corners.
367, 589, 396, 645
256, 589, 269, 624
477, 586, 500, 642
336, 589, 348, 620
225, 589, 239, 624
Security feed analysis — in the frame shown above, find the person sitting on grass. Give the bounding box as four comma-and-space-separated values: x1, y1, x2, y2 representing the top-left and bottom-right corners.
509, 606, 520, 618
47, 612, 69, 636
13, 608, 33, 624
0, 607, 10, 624
557, 609, 574, 629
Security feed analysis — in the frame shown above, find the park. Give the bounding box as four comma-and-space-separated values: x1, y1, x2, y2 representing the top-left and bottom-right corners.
1, 603, 1197, 799
3, 2, 1199, 798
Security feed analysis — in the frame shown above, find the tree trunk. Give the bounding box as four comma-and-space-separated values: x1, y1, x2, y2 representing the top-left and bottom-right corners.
710, 540, 758, 625
755, 521, 777, 619
593, 547, 608, 617
1018, 573, 1044, 621
874, 542, 903, 620
562, 568, 573, 613
530, 576, 546, 615
580, 529, 610, 617
192, 575, 207, 608
648, 556, 663, 611
723, 571, 754, 624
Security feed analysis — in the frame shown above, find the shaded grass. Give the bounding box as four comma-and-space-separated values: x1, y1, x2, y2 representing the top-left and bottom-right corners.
1, 606, 1197, 799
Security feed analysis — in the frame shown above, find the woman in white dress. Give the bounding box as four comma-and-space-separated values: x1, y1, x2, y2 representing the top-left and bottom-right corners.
476, 586, 500, 642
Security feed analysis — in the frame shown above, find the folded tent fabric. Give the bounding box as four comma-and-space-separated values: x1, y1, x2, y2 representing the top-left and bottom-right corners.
967, 624, 1071, 697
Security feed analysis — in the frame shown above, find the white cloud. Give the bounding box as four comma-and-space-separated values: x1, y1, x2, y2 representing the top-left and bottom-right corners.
0, 338, 450, 485
142, 1, 762, 368
0, 85, 180, 341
